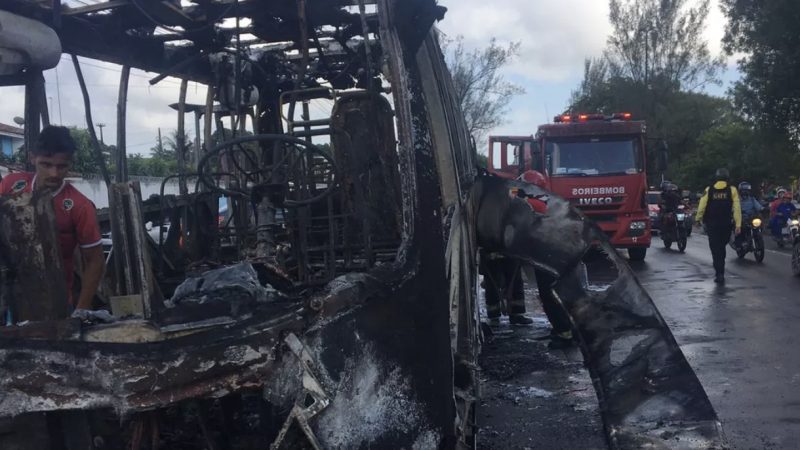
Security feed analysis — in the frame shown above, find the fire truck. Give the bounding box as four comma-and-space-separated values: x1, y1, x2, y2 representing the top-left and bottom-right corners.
488, 113, 651, 261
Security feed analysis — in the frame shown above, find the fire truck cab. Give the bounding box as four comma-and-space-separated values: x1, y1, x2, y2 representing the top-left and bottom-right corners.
488, 113, 651, 261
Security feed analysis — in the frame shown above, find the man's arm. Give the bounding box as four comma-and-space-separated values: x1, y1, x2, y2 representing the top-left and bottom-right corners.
695, 188, 709, 223
73, 197, 103, 310
75, 245, 104, 310
731, 187, 742, 230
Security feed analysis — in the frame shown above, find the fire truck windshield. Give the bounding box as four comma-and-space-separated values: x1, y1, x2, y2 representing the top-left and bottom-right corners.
546, 137, 642, 177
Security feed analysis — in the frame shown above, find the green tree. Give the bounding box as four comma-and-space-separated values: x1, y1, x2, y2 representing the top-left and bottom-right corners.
443, 35, 525, 145
722, 0, 800, 142
676, 121, 800, 193
475, 152, 488, 169
67, 127, 112, 175
605, 0, 723, 90
570, 0, 729, 185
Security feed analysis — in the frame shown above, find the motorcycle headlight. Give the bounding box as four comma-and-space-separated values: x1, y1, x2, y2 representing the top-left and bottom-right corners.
793, 219, 800, 226
676, 213, 686, 220
752, 218, 762, 228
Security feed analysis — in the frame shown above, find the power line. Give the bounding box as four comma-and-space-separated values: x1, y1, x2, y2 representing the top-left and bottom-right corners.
46, 82, 182, 89
59, 55, 184, 86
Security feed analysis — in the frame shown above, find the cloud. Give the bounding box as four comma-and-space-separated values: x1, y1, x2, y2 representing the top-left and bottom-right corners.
438, 0, 731, 81
0, 57, 208, 156
438, 0, 612, 82
0, 0, 734, 158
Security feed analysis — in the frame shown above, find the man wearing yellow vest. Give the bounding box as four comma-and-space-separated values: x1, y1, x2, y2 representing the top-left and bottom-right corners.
695, 168, 742, 284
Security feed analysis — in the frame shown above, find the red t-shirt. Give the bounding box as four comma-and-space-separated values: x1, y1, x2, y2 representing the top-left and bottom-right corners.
0, 172, 102, 304
770, 199, 782, 217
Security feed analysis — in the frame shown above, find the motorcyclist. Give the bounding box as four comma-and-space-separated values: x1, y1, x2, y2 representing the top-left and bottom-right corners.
659, 182, 682, 230
739, 182, 764, 219
769, 192, 797, 240
735, 182, 764, 247
770, 188, 788, 218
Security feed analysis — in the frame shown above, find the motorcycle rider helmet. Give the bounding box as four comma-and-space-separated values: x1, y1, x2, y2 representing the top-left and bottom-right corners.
738, 182, 752, 196
660, 180, 672, 191
714, 168, 730, 181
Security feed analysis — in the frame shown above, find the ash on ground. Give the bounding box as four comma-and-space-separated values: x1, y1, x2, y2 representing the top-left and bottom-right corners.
478, 275, 607, 449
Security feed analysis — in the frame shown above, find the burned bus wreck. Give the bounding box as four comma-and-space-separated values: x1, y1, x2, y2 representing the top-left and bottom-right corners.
0, 0, 478, 448
0, 0, 726, 449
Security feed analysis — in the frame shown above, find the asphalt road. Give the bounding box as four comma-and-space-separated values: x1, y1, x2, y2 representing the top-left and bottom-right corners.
479, 231, 800, 449
477, 289, 606, 450
631, 231, 800, 449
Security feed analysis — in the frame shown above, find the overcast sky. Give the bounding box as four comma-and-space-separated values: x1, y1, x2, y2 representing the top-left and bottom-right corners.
436, 0, 737, 144
0, 0, 737, 156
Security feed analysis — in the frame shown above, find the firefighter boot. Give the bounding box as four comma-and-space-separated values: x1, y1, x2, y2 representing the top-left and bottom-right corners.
509, 314, 533, 325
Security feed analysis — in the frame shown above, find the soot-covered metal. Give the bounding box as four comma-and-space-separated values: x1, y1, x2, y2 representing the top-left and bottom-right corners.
471, 175, 727, 449
0, 0, 474, 448
0, 0, 724, 448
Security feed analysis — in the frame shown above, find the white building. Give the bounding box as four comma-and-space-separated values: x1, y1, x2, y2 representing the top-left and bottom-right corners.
0, 123, 23, 158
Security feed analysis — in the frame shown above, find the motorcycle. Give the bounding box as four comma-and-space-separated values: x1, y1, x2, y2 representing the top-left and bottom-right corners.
790, 218, 800, 276
679, 204, 693, 236
731, 216, 766, 262
774, 215, 797, 248
660, 209, 688, 252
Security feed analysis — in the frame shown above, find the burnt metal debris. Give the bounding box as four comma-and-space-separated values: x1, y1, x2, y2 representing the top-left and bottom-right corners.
472, 176, 727, 449
0, 0, 724, 448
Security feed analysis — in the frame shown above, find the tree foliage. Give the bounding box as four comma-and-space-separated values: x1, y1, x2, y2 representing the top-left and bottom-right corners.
676, 121, 799, 193
605, 0, 724, 91
568, 0, 738, 188
67, 128, 113, 175
443, 35, 525, 144
722, 0, 800, 142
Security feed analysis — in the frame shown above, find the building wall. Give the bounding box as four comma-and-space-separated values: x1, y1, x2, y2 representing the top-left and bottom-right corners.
0, 135, 22, 157
0, 166, 184, 209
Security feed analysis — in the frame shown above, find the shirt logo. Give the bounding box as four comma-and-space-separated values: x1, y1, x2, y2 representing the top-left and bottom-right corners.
712, 192, 729, 200
63, 199, 74, 211
12, 179, 27, 192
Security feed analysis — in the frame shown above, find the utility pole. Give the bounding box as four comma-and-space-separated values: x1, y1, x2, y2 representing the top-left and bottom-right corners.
96, 123, 106, 144
644, 33, 648, 88
157, 127, 163, 156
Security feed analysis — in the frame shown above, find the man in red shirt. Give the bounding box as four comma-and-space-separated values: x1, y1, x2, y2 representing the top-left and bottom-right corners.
0, 126, 104, 311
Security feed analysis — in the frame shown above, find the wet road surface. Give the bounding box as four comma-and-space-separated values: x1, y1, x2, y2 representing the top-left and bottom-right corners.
479, 231, 799, 449
477, 284, 606, 450
631, 231, 800, 449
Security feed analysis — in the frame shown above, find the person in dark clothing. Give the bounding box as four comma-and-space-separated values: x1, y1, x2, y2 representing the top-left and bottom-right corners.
659, 182, 682, 230
480, 252, 533, 325
695, 168, 742, 283
532, 269, 573, 347
660, 182, 682, 213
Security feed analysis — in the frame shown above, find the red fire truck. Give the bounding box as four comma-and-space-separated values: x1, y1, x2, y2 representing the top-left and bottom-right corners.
488, 113, 651, 261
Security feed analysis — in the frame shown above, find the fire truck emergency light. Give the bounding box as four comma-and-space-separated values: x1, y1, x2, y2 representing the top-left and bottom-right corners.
553, 112, 633, 123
